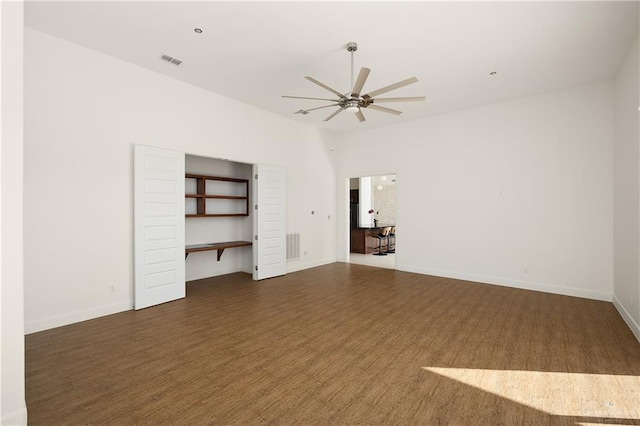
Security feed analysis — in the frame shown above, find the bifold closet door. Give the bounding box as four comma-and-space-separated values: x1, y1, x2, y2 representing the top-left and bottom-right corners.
253, 164, 286, 280
134, 144, 185, 309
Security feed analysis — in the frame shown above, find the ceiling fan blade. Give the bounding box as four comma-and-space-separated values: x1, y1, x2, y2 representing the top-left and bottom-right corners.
282, 95, 340, 102
351, 67, 371, 98
324, 108, 344, 122
373, 96, 426, 103
304, 104, 341, 113
305, 76, 347, 99
355, 110, 366, 123
364, 77, 419, 98
367, 104, 403, 116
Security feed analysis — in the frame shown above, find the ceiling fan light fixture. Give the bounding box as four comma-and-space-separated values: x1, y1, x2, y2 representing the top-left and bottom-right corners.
345, 100, 359, 113
283, 41, 425, 123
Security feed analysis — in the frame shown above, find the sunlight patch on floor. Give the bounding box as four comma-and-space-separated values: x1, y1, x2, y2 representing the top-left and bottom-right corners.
424, 367, 640, 420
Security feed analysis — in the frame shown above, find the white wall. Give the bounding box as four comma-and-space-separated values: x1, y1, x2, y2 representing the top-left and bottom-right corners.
23, 28, 337, 333
184, 155, 253, 281
1, 2, 27, 424
373, 184, 396, 226
358, 177, 373, 227
337, 81, 615, 301
613, 31, 640, 342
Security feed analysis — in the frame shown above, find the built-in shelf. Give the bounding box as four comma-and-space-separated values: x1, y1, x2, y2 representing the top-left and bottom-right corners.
185, 173, 249, 217
185, 241, 253, 261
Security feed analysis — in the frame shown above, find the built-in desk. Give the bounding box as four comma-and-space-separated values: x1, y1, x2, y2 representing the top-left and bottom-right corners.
185, 241, 252, 261
350, 226, 393, 254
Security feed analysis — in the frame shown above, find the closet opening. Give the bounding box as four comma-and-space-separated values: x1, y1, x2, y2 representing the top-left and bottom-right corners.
134, 145, 287, 309
184, 155, 254, 282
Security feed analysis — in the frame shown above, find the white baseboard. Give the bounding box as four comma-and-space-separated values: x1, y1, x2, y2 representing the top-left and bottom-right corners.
287, 257, 336, 273
2, 403, 27, 426
612, 294, 640, 344
397, 264, 612, 302
25, 300, 133, 334
25, 259, 335, 334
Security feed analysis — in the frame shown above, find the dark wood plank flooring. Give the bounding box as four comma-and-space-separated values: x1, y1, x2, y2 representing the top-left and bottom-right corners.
25, 263, 640, 425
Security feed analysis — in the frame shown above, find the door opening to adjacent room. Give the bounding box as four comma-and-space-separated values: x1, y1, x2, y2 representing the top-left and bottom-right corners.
347, 174, 397, 269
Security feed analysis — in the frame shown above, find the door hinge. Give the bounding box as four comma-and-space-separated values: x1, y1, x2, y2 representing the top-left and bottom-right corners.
255, 266, 258, 271
255, 204, 258, 210
254, 235, 258, 240
254, 174, 258, 180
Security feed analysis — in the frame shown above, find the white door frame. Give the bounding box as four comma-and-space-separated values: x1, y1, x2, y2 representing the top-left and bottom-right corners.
345, 173, 398, 269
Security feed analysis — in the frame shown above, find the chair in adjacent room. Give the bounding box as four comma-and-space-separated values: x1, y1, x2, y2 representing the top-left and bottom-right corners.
386, 226, 396, 254
373, 226, 391, 256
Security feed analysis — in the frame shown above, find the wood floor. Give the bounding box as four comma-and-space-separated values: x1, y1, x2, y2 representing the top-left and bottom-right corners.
26, 263, 640, 425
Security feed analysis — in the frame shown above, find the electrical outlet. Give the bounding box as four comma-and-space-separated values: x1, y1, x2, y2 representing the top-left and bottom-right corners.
109, 284, 116, 294
523, 267, 528, 274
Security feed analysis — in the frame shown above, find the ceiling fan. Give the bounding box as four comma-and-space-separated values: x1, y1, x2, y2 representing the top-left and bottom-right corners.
283, 42, 425, 123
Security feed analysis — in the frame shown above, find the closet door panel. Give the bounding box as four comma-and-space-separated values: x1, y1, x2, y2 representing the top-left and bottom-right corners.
253, 164, 286, 280
134, 144, 185, 309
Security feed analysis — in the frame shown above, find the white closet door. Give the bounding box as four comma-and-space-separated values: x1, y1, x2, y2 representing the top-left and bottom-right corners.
134, 145, 185, 309
253, 164, 286, 280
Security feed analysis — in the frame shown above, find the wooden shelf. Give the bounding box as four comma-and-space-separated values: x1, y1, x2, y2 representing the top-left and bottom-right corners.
185, 174, 248, 183
185, 173, 249, 217
186, 194, 248, 199
186, 213, 250, 218
185, 241, 252, 261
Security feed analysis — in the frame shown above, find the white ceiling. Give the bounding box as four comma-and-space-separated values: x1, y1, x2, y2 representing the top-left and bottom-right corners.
25, 1, 639, 133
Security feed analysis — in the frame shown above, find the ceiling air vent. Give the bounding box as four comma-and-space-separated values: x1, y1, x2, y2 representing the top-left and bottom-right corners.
161, 54, 182, 66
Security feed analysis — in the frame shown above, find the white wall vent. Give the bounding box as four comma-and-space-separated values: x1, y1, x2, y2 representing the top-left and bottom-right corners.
286, 233, 300, 260
161, 54, 182, 66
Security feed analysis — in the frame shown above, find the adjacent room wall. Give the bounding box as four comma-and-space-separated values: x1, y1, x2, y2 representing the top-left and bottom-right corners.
1, 2, 27, 424
613, 31, 640, 341
336, 81, 615, 301
23, 28, 337, 333
373, 184, 396, 226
